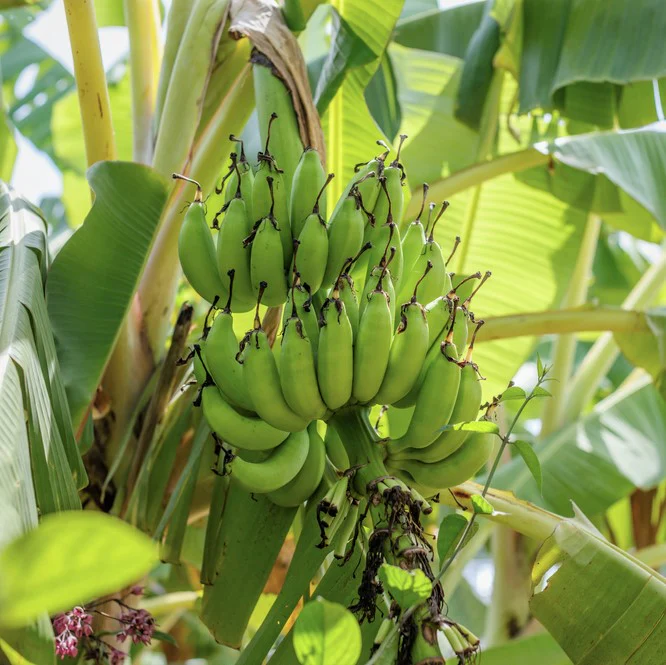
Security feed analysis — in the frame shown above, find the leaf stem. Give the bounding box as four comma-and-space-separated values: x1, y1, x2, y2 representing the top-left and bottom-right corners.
540, 214, 601, 436
63, 0, 116, 166
405, 148, 549, 218
476, 305, 646, 343
124, 0, 163, 164
562, 247, 666, 423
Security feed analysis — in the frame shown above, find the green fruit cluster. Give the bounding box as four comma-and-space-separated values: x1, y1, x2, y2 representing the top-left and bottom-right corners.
178, 116, 495, 508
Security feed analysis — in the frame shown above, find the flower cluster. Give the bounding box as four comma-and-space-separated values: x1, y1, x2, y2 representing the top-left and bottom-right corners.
52, 607, 93, 659
51, 586, 157, 663
117, 608, 156, 646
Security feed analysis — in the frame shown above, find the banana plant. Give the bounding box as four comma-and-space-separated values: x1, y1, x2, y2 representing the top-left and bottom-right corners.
1, 0, 666, 664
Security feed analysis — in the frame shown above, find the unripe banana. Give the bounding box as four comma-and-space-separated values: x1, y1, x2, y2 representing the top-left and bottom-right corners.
283, 280, 320, 355
252, 113, 293, 267
204, 295, 255, 412
360, 240, 397, 315
174, 175, 227, 303
401, 184, 429, 276
253, 54, 304, 197
241, 299, 309, 432
215, 195, 255, 312
317, 295, 354, 410
324, 423, 350, 470
232, 428, 310, 494
246, 176, 288, 307
267, 423, 327, 507
332, 499, 360, 559
290, 148, 327, 237
387, 340, 461, 455
387, 428, 494, 492
296, 174, 333, 293
335, 273, 360, 338
201, 385, 288, 451
370, 618, 400, 664
366, 178, 404, 286
371, 137, 406, 227
418, 323, 484, 460
374, 297, 429, 406
352, 275, 392, 404
396, 202, 451, 305
218, 137, 254, 216
280, 302, 327, 421
323, 190, 365, 287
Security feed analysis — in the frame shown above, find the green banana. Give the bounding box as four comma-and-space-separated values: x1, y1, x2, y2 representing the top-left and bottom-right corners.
366, 178, 404, 286
232, 428, 309, 493
241, 297, 309, 431
252, 113, 293, 267
387, 428, 494, 492
374, 266, 431, 405
417, 321, 484, 461
280, 291, 328, 420
317, 293, 354, 410
174, 174, 227, 303
201, 385, 288, 451
253, 53, 304, 197
400, 183, 429, 276
203, 290, 255, 412
396, 201, 451, 305
332, 498, 360, 559
352, 269, 393, 404
290, 148, 327, 237
335, 272, 360, 338
359, 247, 397, 323
246, 176, 289, 306
387, 338, 461, 455
267, 423, 326, 507
324, 422, 350, 470
224, 136, 254, 210
283, 278, 320, 355
371, 136, 406, 228
215, 193, 255, 312
296, 174, 334, 293
323, 188, 366, 287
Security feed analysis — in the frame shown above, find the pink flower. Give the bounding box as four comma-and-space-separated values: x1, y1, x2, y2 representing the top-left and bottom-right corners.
53, 607, 93, 639
54, 632, 78, 660
117, 608, 156, 645
129, 585, 144, 596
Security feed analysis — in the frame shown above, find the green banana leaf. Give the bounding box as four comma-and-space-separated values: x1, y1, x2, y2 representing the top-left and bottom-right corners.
544, 125, 666, 232
394, 1, 486, 60
0, 182, 88, 665
390, 44, 479, 185
530, 511, 666, 664
493, 373, 666, 516
432, 170, 586, 399
322, 0, 404, 205
46, 161, 169, 431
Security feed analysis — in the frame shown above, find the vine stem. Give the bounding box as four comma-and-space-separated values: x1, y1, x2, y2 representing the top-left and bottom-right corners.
540, 214, 601, 436
124, 0, 163, 164
562, 247, 666, 423
63, 0, 116, 166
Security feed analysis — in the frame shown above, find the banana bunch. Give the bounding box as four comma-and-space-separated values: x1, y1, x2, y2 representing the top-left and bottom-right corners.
178, 89, 498, 504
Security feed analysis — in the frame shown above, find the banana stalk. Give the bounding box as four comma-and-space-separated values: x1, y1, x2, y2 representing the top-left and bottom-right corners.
234, 486, 333, 665
201, 476, 298, 648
